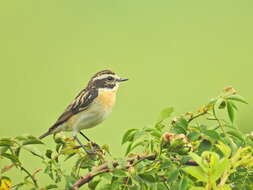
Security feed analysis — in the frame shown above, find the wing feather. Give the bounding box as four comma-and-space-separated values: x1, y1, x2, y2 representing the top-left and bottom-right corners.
48, 88, 98, 133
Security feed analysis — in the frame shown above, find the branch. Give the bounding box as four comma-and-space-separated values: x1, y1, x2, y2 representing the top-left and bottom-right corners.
71, 154, 197, 190
71, 154, 156, 190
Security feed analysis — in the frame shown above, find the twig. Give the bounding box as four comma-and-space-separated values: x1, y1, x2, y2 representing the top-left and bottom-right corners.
20, 166, 38, 187
71, 154, 156, 190
188, 111, 207, 123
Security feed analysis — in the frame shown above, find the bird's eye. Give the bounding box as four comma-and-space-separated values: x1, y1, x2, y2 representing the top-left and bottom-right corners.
107, 76, 114, 81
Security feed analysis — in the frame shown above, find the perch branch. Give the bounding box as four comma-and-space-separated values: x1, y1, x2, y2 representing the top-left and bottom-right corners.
71, 154, 156, 190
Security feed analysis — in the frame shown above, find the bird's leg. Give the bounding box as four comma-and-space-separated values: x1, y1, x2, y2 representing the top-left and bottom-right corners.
79, 131, 101, 152
74, 135, 93, 154
79, 131, 91, 142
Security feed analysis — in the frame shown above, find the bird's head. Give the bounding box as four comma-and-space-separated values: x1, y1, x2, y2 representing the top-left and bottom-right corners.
88, 70, 128, 90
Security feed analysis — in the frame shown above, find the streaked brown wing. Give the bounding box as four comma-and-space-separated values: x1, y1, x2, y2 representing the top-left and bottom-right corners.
48, 88, 98, 132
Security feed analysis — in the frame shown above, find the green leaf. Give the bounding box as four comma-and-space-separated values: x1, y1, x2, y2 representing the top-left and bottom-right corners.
121, 129, 138, 145
203, 130, 220, 140
138, 173, 156, 183
1, 153, 20, 163
88, 179, 100, 190
173, 117, 188, 134
179, 176, 188, 190
0, 147, 8, 154
182, 166, 207, 182
216, 142, 231, 158
157, 107, 174, 122
189, 152, 207, 172
112, 170, 128, 177
215, 98, 225, 110
227, 101, 235, 123
227, 95, 248, 104
155, 123, 165, 131
65, 176, 77, 190
0, 138, 14, 147
125, 143, 132, 156
227, 130, 245, 142
213, 158, 229, 181
166, 168, 179, 183
45, 184, 58, 189
189, 187, 205, 190
25, 146, 44, 159
22, 137, 43, 145
46, 149, 53, 159
198, 140, 212, 154
129, 184, 140, 190
176, 117, 188, 130
188, 132, 201, 141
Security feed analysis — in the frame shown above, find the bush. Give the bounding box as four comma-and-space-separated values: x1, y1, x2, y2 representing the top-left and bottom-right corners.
0, 87, 253, 190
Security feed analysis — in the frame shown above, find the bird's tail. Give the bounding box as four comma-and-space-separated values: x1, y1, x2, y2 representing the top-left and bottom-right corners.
39, 131, 51, 139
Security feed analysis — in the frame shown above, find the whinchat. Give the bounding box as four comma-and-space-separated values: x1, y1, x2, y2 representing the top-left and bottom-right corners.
39, 70, 128, 152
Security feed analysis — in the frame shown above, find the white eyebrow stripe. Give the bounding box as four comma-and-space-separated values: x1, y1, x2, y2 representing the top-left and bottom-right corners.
92, 74, 119, 81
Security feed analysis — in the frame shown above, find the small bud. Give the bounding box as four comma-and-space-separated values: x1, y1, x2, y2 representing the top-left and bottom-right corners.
174, 134, 188, 144
162, 132, 174, 142
224, 86, 236, 94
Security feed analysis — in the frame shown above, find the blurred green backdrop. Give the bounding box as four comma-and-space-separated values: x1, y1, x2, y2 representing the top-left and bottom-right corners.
0, 0, 253, 186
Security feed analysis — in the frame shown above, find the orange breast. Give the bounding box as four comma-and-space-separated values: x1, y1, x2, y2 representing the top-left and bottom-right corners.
97, 90, 117, 109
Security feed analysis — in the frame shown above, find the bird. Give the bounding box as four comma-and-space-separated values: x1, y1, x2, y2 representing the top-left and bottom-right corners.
39, 70, 128, 153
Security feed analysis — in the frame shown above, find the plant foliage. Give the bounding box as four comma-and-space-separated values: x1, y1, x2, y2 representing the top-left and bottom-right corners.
0, 87, 252, 190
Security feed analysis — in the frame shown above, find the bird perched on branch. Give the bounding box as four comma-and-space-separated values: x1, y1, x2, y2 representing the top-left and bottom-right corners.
39, 70, 128, 153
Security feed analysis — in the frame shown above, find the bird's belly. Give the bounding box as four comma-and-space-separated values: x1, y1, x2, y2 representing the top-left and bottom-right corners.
72, 103, 112, 132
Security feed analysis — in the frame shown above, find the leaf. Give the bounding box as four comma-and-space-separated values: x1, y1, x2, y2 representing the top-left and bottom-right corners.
188, 132, 201, 141
216, 142, 231, 158
45, 184, 58, 189
166, 168, 179, 183
46, 149, 53, 159
173, 117, 188, 134
0, 139, 14, 147
65, 176, 77, 190
227, 130, 245, 142
227, 95, 248, 104
1, 153, 19, 164
22, 137, 43, 145
189, 187, 205, 190
129, 184, 140, 190
25, 146, 44, 159
155, 123, 165, 131
121, 129, 138, 145
157, 107, 174, 122
203, 130, 220, 140
176, 118, 188, 130
182, 166, 207, 182
179, 176, 188, 190
198, 140, 212, 154
138, 173, 156, 183
0, 147, 9, 154
125, 143, 132, 156
88, 179, 100, 190
227, 101, 235, 123
112, 170, 128, 177
189, 152, 207, 172
215, 98, 225, 110
213, 158, 229, 181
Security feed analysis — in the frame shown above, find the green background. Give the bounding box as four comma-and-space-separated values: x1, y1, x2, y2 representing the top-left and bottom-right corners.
0, 0, 252, 187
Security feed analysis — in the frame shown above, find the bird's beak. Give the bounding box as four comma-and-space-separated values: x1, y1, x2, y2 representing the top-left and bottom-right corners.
117, 78, 129, 82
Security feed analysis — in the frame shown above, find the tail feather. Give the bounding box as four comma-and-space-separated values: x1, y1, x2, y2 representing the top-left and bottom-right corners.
39, 131, 51, 139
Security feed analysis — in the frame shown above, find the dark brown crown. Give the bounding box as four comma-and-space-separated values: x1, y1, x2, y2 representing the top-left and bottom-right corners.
91, 70, 115, 80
